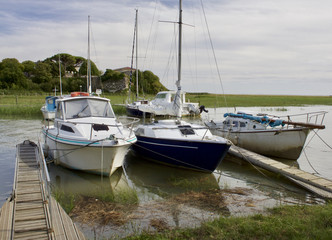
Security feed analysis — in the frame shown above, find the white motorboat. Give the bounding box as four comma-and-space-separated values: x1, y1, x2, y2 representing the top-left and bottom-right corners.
205, 111, 326, 160
131, 0, 231, 172
42, 92, 138, 176
42, 16, 138, 176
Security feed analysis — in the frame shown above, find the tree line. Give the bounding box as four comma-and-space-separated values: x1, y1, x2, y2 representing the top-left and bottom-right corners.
0, 53, 167, 94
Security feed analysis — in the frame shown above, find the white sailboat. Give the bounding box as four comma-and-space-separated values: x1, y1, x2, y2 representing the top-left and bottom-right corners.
205, 110, 326, 160
42, 16, 138, 176
131, 0, 231, 172
125, 9, 203, 118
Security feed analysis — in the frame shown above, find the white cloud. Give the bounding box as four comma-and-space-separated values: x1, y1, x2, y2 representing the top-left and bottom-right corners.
0, 0, 331, 95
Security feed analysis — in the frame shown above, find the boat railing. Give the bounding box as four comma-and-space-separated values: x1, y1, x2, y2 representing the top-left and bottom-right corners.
37, 140, 53, 233
280, 111, 327, 129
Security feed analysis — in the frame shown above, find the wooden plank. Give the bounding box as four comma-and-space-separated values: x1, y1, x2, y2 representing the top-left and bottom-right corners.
58, 202, 83, 240
50, 198, 67, 240
0, 200, 14, 239
229, 145, 332, 197
0, 142, 85, 240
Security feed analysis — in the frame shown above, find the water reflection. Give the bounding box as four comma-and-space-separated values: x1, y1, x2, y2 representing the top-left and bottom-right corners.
48, 163, 133, 202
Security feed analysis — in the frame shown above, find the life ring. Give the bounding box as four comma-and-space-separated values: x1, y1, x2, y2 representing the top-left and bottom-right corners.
71, 92, 89, 97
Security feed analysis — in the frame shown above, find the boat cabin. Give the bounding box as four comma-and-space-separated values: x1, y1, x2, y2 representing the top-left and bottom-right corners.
55, 96, 115, 120
45, 96, 58, 112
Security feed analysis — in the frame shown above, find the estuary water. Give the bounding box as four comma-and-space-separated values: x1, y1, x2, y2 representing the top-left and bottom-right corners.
0, 105, 331, 239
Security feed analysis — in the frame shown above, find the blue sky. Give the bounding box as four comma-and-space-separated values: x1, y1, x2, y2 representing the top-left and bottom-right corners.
1, 0, 332, 95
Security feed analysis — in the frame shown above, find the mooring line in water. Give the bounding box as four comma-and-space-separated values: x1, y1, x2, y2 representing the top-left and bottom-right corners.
302, 148, 320, 175
229, 145, 312, 196
313, 129, 332, 150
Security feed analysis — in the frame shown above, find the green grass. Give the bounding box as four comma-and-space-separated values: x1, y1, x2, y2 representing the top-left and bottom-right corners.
0, 92, 331, 119
122, 203, 332, 240
187, 94, 332, 108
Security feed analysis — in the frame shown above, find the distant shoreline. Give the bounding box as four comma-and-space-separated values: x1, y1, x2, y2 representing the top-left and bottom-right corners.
0, 93, 331, 119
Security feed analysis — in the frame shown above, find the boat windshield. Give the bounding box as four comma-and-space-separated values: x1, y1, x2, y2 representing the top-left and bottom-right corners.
64, 98, 115, 119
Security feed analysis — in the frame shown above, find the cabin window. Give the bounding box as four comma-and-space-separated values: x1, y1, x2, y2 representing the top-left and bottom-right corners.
135, 128, 145, 136
233, 121, 239, 128
155, 93, 167, 99
64, 99, 115, 119
55, 102, 63, 119
92, 124, 109, 131
240, 122, 246, 128
178, 125, 195, 135
60, 124, 74, 133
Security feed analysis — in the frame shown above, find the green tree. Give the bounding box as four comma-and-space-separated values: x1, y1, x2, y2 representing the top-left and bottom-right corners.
79, 59, 100, 76
22, 60, 35, 78
32, 61, 52, 84
101, 69, 125, 82
0, 58, 27, 89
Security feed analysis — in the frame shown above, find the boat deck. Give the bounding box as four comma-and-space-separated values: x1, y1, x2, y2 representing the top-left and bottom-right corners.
0, 141, 85, 239
228, 145, 332, 199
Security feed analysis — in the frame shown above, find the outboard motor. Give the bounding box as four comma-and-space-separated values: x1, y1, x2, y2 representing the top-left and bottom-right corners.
199, 105, 208, 113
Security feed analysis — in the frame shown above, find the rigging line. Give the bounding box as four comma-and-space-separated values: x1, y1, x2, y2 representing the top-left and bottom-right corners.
302, 148, 320, 175
143, 0, 158, 69
199, 0, 228, 111
134, 142, 213, 172
135, 143, 311, 199
48, 137, 111, 162
313, 129, 332, 150
230, 145, 305, 194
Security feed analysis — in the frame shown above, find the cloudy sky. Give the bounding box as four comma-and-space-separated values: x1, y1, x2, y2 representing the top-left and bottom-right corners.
1, 0, 331, 95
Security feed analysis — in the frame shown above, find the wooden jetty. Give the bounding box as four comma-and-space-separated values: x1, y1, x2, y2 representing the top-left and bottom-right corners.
0, 140, 85, 239
228, 145, 332, 199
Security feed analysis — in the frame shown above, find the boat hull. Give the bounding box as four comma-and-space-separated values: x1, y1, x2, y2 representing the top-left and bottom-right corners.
43, 131, 131, 176
132, 136, 230, 172
210, 128, 310, 160
41, 108, 55, 120
126, 106, 152, 118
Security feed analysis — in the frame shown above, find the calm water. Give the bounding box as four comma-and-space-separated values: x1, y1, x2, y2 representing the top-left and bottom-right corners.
0, 105, 331, 238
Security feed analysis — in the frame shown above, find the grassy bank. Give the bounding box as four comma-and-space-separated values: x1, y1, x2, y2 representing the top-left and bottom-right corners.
0, 93, 331, 119
187, 93, 332, 108
123, 203, 332, 240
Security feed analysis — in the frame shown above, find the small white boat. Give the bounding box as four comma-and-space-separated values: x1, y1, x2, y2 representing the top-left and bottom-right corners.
205, 111, 326, 160
131, 0, 231, 172
41, 96, 58, 120
42, 92, 138, 176
136, 90, 205, 117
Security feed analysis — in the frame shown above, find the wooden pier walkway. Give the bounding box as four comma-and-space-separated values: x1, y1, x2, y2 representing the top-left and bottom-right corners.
228, 145, 332, 199
0, 140, 85, 239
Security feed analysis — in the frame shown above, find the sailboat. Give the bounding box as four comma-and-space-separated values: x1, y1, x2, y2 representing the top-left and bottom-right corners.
131, 0, 231, 173
42, 16, 138, 176
125, 9, 203, 118
205, 110, 326, 160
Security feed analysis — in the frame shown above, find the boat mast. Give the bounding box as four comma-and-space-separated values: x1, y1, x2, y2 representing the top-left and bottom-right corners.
135, 9, 139, 100
87, 15, 92, 94
174, 0, 183, 118
59, 54, 62, 96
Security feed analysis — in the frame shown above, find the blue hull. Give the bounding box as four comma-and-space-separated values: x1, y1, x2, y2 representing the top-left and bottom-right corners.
132, 136, 230, 172
126, 106, 151, 118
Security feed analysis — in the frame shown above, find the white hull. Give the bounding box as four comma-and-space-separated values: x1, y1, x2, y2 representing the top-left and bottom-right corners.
210, 128, 310, 160
41, 109, 55, 120
44, 131, 131, 176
